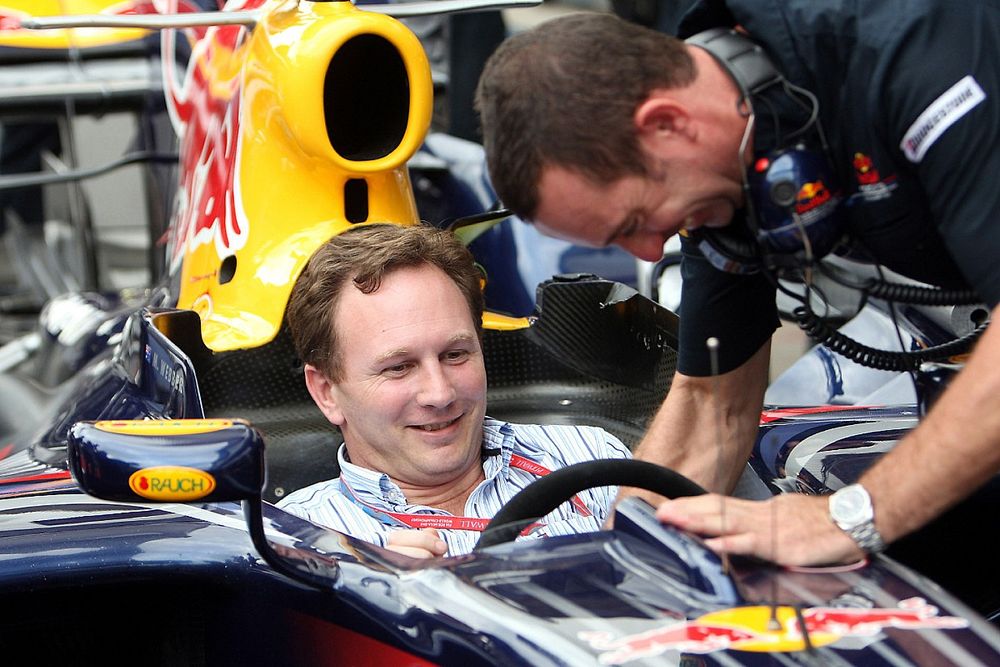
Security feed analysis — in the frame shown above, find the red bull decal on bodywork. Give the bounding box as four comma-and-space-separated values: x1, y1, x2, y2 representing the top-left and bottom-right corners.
161, 0, 254, 271
580, 624, 756, 663
579, 598, 967, 664
155, 0, 432, 351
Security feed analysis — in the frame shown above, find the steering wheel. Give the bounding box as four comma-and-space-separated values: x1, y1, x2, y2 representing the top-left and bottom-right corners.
474, 459, 705, 550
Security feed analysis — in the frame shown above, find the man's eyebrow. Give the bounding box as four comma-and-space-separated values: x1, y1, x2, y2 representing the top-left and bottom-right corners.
371, 333, 478, 366
444, 332, 479, 349
373, 347, 410, 366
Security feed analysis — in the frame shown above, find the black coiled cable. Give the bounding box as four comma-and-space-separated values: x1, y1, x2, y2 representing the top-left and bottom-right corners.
814, 261, 982, 306
859, 279, 981, 306
793, 305, 987, 372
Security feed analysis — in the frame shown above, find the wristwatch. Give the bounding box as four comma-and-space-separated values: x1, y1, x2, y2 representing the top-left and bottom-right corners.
828, 484, 886, 554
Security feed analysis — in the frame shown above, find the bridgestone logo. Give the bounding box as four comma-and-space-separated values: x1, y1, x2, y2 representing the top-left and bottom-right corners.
901, 75, 985, 163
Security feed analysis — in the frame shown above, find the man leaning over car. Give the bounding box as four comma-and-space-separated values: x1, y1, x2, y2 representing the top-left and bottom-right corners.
474, 5, 1000, 614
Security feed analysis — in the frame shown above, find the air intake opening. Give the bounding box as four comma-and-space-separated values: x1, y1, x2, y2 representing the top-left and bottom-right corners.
325, 34, 409, 161
344, 178, 369, 223
219, 255, 237, 285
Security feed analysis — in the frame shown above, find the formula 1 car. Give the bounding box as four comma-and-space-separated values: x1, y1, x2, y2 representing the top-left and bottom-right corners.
6, 279, 1000, 665
1, 1, 999, 664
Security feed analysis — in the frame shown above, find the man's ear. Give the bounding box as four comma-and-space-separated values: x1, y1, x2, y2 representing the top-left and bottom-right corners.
304, 364, 345, 426
634, 95, 693, 143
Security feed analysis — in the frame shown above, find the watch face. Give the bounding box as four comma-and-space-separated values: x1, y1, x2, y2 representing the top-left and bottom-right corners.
832, 486, 871, 525
830, 485, 884, 553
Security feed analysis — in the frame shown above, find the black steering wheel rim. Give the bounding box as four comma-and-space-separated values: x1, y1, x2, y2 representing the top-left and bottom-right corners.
474, 459, 705, 550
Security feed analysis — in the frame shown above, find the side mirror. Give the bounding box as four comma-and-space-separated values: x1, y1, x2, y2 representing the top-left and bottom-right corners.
69, 420, 264, 503
68, 419, 335, 584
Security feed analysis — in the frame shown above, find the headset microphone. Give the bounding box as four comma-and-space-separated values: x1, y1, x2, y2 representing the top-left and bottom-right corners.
683, 28, 846, 275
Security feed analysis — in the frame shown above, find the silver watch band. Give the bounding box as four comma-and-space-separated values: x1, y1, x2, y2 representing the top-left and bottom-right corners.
846, 520, 887, 554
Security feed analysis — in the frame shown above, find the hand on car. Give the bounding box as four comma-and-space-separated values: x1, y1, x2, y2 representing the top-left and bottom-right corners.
655, 493, 866, 567
386, 528, 448, 559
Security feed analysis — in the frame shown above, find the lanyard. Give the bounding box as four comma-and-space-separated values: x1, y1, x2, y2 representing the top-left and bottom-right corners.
340, 454, 592, 532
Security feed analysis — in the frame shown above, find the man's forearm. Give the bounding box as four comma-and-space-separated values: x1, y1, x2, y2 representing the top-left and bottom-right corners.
860, 304, 1000, 543
634, 340, 772, 493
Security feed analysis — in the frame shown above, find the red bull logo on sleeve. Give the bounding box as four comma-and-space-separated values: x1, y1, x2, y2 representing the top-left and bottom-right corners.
850, 150, 898, 202
853, 152, 881, 185
579, 598, 968, 664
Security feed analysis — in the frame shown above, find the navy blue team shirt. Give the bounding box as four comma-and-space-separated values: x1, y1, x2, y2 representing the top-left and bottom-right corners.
675, 0, 1000, 375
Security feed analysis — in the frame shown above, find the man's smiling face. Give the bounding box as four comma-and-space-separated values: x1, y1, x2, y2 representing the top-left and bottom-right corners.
531, 54, 750, 263
309, 263, 487, 489
533, 153, 744, 263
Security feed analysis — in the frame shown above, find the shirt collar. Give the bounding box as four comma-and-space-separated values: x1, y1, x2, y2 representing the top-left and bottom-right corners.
336, 417, 516, 508
482, 416, 516, 480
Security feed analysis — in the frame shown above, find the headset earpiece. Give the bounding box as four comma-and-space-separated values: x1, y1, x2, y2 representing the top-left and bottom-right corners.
746, 145, 845, 261
685, 29, 847, 274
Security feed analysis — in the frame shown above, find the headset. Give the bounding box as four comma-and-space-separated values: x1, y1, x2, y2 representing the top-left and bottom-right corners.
682, 29, 986, 373
682, 27, 846, 275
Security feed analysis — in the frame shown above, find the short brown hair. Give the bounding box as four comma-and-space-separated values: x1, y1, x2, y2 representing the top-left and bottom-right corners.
287, 224, 485, 381
475, 13, 695, 219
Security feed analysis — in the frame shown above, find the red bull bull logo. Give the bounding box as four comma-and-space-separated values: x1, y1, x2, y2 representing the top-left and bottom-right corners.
580, 624, 756, 664
794, 180, 832, 214
853, 152, 881, 185
161, 0, 262, 270
799, 596, 968, 638
579, 598, 968, 664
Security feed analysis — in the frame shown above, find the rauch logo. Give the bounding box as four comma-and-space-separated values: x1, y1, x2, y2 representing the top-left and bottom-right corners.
129, 467, 217, 501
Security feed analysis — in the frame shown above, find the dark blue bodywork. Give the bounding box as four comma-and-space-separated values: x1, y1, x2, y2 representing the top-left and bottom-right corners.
2, 276, 999, 665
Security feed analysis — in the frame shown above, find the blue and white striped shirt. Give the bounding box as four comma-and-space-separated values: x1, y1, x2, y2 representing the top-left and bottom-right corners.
276, 417, 631, 556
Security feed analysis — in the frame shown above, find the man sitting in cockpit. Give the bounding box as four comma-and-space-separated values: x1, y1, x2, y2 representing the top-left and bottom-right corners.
277, 223, 630, 558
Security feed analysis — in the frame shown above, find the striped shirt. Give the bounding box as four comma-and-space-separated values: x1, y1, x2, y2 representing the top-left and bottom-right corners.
276, 417, 631, 556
